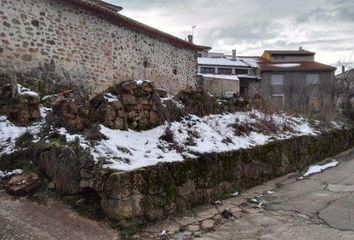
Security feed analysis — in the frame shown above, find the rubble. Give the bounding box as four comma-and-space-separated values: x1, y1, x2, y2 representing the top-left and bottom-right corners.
92, 80, 162, 130
0, 84, 41, 125
6, 172, 41, 196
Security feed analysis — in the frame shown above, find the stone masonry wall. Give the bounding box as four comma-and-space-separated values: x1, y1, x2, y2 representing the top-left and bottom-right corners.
99, 128, 354, 225
0, 0, 198, 95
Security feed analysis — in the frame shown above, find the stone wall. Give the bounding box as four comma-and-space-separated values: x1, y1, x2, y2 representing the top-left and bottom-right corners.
0, 84, 40, 125
51, 80, 165, 132
201, 76, 240, 97
99, 128, 354, 225
0, 0, 198, 95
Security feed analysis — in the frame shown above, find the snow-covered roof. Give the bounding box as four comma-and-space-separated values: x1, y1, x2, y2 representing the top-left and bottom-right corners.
198, 57, 250, 67
270, 63, 301, 68
199, 74, 240, 81
237, 57, 261, 68
237, 74, 261, 80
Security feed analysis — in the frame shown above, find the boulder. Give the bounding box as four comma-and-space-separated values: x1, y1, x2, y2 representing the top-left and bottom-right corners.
176, 90, 220, 117
39, 148, 81, 194
156, 88, 168, 98
52, 98, 91, 132
121, 81, 138, 92
0, 84, 41, 125
121, 94, 137, 105
6, 173, 41, 196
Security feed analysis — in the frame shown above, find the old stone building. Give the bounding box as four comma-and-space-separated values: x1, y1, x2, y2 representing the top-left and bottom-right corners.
0, 0, 204, 95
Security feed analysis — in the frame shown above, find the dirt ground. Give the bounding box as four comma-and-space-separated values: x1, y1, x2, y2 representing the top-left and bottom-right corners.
0, 192, 120, 240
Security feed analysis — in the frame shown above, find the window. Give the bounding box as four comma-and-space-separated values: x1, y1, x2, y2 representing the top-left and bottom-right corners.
306, 74, 320, 85
200, 67, 215, 74
234, 68, 249, 75
218, 68, 232, 74
271, 75, 284, 85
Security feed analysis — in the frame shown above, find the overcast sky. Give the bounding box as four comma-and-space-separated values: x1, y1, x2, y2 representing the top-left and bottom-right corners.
108, 0, 354, 67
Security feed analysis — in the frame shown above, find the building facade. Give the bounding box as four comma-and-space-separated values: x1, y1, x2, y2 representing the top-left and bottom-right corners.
197, 50, 261, 97
259, 49, 336, 112
0, 0, 203, 95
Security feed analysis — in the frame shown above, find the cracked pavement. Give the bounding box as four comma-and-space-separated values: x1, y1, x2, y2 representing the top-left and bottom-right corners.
139, 148, 354, 240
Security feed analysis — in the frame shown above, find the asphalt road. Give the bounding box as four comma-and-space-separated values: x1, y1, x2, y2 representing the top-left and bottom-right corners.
201, 149, 354, 240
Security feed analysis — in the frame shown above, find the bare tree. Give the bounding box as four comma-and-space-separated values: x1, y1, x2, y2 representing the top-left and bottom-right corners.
335, 60, 354, 117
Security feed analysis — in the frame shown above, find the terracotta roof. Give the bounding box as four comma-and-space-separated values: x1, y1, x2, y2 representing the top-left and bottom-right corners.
260, 61, 336, 72
61, 0, 205, 51
264, 50, 315, 56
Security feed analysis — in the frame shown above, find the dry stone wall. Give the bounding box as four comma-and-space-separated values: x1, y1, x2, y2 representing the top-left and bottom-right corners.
0, 0, 198, 95
51, 80, 163, 132
98, 128, 354, 225
0, 84, 40, 125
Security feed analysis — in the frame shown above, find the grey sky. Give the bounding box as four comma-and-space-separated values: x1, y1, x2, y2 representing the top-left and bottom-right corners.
107, 0, 354, 66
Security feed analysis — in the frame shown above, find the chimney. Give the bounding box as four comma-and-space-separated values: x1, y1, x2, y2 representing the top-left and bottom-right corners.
232, 49, 237, 61
187, 35, 193, 43
342, 65, 346, 74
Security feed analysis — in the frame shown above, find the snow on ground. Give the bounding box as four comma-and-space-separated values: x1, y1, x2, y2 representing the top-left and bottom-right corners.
17, 84, 39, 98
160, 94, 185, 109
135, 79, 151, 85
0, 108, 49, 156
0, 107, 344, 172
0, 169, 23, 179
303, 160, 339, 177
55, 110, 339, 171
104, 93, 119, 103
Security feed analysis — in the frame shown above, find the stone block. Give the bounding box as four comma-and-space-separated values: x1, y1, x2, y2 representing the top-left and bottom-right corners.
122, 94, 137, 105
6, 173, 41, 196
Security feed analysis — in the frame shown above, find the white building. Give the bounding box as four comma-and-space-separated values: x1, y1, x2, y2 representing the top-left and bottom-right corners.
197, 50, 261, 97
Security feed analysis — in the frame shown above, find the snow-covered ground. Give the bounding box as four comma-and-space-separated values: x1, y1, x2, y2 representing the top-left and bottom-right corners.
0, 108, 50, 156
160, 94, 185, 109
0, 107, 344, 172
55, 110, 340, 171
17, 84, 40, 98
0, 169, 23, 179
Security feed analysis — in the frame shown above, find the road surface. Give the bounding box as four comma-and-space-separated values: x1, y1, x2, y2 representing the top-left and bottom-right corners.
0, 192, 119, 240
138, 148, 354, 240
